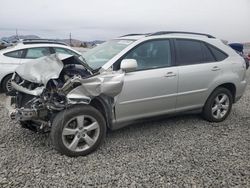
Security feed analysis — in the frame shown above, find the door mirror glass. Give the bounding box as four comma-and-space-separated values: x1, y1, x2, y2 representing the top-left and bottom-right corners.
120, 59, 138, 72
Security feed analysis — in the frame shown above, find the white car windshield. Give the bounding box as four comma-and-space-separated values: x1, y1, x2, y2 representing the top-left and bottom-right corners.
83, 39, 134, 69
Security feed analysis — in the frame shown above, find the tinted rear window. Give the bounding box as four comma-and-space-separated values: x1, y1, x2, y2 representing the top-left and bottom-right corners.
207, 45, 228, 61
201, 43, 216, 62
4, 50, 24, 58
176, 39, 228, 65
176, 39, 204, 65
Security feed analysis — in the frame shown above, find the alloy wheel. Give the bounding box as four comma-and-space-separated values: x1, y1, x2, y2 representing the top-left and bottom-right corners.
62, 115, 100, 152
6, 78, 13, 92
211, 93, 230, 119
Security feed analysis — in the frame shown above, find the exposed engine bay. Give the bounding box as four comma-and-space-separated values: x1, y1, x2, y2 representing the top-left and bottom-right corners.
7, 54, 124, 132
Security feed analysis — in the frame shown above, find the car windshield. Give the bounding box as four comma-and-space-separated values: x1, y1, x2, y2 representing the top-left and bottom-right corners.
83, 39, 134, 69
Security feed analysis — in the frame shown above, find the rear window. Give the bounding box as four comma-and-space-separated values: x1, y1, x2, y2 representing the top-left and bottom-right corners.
4, 50, 24, 58
176, 39, 204, 65
201, 43, 216, 62
176, 39, 227, 65
207, 45, 228, 61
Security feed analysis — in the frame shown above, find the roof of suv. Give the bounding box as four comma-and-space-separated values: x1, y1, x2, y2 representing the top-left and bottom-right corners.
117, 31, 217, 41
102, 31, 239, 71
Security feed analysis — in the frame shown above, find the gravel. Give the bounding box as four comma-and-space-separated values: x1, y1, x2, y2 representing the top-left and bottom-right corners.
0, 72, 250, 187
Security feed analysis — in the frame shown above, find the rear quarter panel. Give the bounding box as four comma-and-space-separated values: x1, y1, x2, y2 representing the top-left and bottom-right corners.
204, 55, 247, 103
202, 39, 247, 102
0, 54, 21, 83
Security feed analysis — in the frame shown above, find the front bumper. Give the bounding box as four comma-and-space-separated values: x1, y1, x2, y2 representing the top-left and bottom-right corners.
5, 96, 37, 121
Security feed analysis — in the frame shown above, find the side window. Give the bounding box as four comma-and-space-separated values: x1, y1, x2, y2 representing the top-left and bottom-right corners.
25, 47, 51, 59
54, 47, 79, 57
207, 45, 228, 61
4, 50, 24, 58
176, 39, 204, 65
123, 40, 172, 71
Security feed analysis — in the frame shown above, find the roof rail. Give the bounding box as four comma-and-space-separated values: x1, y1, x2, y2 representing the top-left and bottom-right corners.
22, 39, 68, 46
23, 41, 68, 46
148, 31, 215, 38
120, 34, 146, 37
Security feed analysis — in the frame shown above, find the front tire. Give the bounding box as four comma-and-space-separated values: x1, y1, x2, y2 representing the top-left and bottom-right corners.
51, 105, 106, 157
202, 87, 233, 122
2, 74, 13, 93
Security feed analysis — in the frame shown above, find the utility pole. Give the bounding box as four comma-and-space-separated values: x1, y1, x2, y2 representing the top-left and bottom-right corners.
16, 29, 19, 40
69, 32, 72, 46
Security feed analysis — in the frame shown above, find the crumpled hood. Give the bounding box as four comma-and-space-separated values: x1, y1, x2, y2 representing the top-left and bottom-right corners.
15, 54, 70, 85
13, 53, 125, 100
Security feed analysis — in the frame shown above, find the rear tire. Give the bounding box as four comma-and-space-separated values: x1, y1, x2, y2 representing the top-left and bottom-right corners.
2, 74, 13, 93
202, 87, 233, 122
51, 105, 106, 157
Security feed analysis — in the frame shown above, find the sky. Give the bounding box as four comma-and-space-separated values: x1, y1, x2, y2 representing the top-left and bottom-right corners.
0, 0, 249, 42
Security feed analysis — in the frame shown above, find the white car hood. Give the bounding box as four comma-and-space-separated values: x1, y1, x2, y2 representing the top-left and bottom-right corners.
15, 54, 71, 85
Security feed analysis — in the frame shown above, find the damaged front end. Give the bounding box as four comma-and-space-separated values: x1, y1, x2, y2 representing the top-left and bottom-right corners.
7, 54, 124, 132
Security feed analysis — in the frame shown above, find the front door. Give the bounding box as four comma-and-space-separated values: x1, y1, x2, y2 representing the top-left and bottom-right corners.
114, 39, 178, 123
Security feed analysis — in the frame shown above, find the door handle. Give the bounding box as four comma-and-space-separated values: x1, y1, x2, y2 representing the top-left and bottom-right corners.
211, 66, 220, 71
164, 72, 176, 77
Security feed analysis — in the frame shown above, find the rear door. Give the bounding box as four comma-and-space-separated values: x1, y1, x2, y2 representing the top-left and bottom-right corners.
115, 39, 178, 122
174, 39, 227, 111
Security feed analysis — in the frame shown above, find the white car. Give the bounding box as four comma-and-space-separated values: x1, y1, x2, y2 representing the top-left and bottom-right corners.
0, 40, 83, 92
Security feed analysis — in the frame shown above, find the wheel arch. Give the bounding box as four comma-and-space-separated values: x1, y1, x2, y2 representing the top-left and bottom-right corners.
89, 95, 114, 129
208, 82, 236, 103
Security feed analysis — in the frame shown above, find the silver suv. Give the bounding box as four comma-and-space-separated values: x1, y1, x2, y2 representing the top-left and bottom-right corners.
7, 31, 247, 157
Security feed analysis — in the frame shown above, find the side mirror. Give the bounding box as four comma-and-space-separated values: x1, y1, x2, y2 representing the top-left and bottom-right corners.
120, 59, 138, 72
